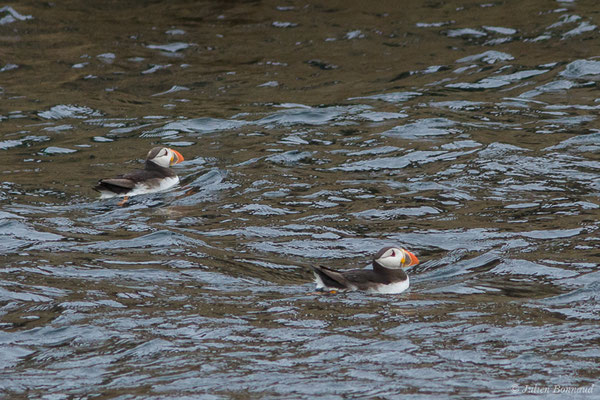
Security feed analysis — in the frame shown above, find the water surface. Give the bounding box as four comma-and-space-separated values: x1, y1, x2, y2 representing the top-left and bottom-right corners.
1, 1, 599, 398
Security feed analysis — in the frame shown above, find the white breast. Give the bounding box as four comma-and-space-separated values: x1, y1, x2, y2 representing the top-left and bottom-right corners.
367, 276, 410, 294
99, 176, 180, 199
130, 176, 180, 196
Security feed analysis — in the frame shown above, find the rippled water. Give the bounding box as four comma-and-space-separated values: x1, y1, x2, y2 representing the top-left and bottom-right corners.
1, 1, 600, 398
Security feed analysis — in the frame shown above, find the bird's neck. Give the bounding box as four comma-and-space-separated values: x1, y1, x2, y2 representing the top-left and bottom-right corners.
145, 160, 175, 176
372, 260, 408, 282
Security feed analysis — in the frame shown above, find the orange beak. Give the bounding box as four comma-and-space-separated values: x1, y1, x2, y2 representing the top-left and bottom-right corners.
169, 148, 184, 165
403, 249, 419, 267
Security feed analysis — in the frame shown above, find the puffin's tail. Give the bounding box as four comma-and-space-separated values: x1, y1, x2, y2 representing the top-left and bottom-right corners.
311, 265, 347, 290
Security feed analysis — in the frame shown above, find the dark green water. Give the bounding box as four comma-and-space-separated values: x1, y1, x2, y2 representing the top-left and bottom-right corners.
1, 1, 599, 398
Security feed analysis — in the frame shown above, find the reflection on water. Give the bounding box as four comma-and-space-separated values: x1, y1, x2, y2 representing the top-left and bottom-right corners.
1, 0, 600, 398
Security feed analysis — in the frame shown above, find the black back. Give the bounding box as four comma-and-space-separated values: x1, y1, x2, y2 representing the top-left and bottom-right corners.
93, 160, 176, 193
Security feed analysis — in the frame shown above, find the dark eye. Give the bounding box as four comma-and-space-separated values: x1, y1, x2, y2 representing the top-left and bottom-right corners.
391, 250, 396, 257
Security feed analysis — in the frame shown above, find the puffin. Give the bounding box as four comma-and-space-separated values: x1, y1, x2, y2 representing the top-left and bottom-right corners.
94, 146, 184, 200
311, 246, 419, 294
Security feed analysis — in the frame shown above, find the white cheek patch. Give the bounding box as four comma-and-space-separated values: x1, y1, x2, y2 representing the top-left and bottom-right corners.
377, 256, 402, 269
152, 154, 172, 168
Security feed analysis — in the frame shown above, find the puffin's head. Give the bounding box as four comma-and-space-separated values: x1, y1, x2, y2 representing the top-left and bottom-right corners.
374, 246, 419, 269
147, 147, 184, 168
